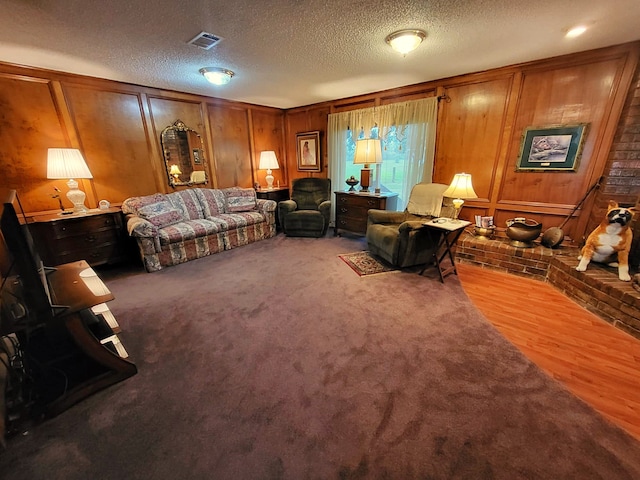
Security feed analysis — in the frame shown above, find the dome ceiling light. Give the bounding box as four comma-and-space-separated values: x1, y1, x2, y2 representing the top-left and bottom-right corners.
199, 67, 235, 85
385, 29, 427, 55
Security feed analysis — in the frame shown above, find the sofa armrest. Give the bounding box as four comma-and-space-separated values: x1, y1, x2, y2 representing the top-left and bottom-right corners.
256, 199, 277, 213
278, 199, 297, 215
368, 209, 407, 225
125, 215, 158, 238
318, 200, 331, 217
398, 220, 429, 233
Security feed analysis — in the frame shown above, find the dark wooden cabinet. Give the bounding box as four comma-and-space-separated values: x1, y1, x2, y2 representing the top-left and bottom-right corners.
28, 208, 129, 267
256, 187, 290, 230
334, 191, 398, 236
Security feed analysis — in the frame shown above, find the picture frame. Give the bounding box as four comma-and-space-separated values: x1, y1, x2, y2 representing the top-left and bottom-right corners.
296, 131, 321, 172
192, 148, 202, 165
516, 124, 588, 172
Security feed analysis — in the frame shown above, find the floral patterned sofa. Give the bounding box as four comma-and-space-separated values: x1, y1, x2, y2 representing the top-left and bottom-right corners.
122, 187, 276, 272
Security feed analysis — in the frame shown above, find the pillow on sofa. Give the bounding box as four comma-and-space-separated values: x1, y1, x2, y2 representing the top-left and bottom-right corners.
138, 201, 185, 227
224, 187, 257, 212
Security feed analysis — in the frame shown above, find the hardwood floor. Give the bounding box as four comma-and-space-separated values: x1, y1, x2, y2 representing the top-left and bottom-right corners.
457, 263, 640, 442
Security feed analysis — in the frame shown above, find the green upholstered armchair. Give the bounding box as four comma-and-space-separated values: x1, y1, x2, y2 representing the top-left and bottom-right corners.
278, 178, 332, 237
366, 183, 456, 268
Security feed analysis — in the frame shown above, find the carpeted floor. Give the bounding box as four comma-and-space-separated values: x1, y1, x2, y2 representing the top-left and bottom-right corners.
2, 234, 640, 479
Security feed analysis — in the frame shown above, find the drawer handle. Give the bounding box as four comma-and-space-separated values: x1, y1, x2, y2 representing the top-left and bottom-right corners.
85, 235, 97, 243
340, 207, 348, 213
339, 220, 347, 225
89, 251, 101, 258
340, 197, 348, 203
104, 218, 113, 225
367, 200, 375, 206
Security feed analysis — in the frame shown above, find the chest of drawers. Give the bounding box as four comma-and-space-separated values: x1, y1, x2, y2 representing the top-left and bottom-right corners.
28, 208, 129, 267
334, 191, 398, 236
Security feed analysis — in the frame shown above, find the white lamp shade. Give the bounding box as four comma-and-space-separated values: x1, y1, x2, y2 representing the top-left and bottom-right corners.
353, 139, 383, 166
47, 148, 93, 179
259, 151, 280, 170
442, 173, 478, 199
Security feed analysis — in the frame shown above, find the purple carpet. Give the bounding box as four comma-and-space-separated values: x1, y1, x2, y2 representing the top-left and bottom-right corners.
2, 234, 640, 479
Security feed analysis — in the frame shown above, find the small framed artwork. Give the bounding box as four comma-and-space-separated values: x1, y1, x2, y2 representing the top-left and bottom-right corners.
296, 131, 321, 172
192, 149, 202, 165
516, 124, 588, 172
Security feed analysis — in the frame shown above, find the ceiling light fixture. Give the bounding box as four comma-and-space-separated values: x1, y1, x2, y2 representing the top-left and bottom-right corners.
199, 67, 235, 85
385, 29, 427, 55
565, 25, 587, 38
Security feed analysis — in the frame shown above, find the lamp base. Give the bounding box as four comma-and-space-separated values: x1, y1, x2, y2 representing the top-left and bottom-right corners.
66, 179, 88, 214
359, 166, 371, 192
265, 169, 274, 190
450, 198, 464, 223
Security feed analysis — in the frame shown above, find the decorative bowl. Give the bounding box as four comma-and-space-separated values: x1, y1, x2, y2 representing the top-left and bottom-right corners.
505, 219, 542, 247
345, 176, 359, 191
474, 226, 495, 239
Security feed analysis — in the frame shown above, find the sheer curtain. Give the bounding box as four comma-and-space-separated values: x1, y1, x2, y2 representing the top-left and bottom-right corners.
327, 97, 438, 221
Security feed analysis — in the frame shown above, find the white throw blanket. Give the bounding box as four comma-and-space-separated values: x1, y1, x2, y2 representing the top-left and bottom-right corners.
405, 183, 448, 217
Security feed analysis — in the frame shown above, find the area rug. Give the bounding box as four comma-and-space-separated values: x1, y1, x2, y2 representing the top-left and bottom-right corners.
2, 235, 640, 480
338, 250, 398, 276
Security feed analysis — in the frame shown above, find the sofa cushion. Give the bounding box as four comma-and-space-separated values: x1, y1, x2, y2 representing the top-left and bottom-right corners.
223, 187, 257, 212
137, 201, 185, 228
195, 188, 227, 217
167, 189, 205, 220
157, 219, 222, 246
208, 212, 266, 231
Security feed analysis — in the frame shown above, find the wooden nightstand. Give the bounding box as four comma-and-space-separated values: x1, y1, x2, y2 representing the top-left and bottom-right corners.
256, 187, 290, 230
28, 208, 130, 267
334, 191, 398, 236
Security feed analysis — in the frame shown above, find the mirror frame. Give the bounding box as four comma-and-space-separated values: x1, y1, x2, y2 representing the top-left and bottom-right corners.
160, 119, 208, 187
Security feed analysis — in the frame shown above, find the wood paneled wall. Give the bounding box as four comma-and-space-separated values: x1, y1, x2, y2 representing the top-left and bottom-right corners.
285, 42, 640, 244
0, 63, 286, 214
2, 41, 639, 245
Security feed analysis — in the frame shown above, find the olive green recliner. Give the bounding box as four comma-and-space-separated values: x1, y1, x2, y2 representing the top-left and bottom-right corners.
278, 178, 331, 237
366, 183, 456, 268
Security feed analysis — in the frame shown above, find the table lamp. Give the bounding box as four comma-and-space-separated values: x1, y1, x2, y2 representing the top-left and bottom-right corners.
169, 164, 182, 183
47, 148, 93, 213
259, 151, 280, 190
353, 139, 382, 193
442, 172, 478, 222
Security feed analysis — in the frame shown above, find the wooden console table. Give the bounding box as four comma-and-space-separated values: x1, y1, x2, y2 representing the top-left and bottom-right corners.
334, 191, 398, 236
28, 208, 129, 267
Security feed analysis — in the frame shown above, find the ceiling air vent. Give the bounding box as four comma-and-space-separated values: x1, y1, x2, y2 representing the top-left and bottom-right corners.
187, 31, 223, 50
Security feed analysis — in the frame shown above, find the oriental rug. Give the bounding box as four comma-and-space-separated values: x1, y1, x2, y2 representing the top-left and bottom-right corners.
338, 250, 398, 276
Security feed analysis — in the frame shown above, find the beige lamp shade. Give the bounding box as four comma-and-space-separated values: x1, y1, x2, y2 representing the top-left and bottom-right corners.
259, 151, 279, 189
169, 164, 182, 176
353, 139, 382, 166
353, 139, 382, 193
443, 173, 478, 221
443, 173, 477, 199
47, 148, 93, 180
47, 148, 93, 214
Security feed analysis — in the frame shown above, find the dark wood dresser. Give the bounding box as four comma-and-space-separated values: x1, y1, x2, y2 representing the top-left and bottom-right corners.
28, 207, 129, 267
334, 191, 398, 236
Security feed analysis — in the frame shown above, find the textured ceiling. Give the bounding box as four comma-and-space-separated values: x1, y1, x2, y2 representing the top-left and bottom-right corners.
0, 0, 639, 109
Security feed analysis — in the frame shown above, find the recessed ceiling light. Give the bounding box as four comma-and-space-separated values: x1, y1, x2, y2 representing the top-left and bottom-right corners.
385, 29, 427, 55
199, 67, 235, 85
566, 26, 587, 38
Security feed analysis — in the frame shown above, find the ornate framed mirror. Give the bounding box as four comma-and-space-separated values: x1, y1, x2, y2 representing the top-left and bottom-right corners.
160, 119, 208, 187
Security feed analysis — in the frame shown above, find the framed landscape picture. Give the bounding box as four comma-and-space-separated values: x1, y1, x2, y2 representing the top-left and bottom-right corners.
296, 131, 321, 172
516, 124, 588, 171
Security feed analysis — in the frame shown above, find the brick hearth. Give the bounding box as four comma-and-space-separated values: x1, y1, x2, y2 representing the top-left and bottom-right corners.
455, 232, 640, 340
